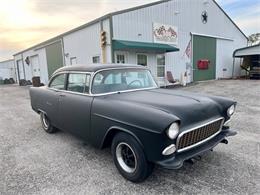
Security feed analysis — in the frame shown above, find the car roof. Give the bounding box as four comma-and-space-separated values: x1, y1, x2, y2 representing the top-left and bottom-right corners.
54, 63, 145, 74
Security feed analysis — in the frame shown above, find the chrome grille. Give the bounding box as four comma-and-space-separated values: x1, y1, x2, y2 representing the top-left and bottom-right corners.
177, 118, 224, 152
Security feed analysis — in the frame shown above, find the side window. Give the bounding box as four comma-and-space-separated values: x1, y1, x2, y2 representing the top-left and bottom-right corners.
157, 54, 165, 77
67, 73, 90, 94
104, 73, 121, 84
137, 54, 147, 66
93, 73, 104, 85
49, 74, 66, 90
92, 56, 100, 63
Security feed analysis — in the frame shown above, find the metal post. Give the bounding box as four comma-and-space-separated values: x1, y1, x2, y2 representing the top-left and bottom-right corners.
232, 57, 235, 79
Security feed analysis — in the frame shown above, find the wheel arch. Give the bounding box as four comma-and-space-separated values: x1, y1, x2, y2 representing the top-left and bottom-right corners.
101, 126, 144, 149
37, 109, 46, 114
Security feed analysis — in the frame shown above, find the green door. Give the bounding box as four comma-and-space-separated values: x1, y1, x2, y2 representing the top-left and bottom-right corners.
46, 41, 63, 78
193, 35, 216, 81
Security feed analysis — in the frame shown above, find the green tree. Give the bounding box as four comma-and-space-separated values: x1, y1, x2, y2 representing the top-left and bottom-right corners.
248, 33, 260, 45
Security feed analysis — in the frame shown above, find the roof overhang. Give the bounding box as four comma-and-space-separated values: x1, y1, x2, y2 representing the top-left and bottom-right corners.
113, 40, 179, 53
233, 44, 260, 57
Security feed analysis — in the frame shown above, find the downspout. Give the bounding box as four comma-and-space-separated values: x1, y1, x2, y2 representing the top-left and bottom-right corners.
15, 59, 20, 83
21, 53, 26, 80
232, 57, 235, 78
190, 33, 194, 82
61, 38, 66, 66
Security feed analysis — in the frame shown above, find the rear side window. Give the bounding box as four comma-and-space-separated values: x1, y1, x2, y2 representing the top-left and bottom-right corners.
49, 74, 66, 90
67, 73, 90, 94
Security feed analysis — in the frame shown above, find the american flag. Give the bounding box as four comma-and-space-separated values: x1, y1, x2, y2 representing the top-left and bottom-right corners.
185, 40, 191, 59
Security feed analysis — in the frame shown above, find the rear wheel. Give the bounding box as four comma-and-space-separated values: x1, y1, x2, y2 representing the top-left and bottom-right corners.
40, 112, 57, 133
111, 132, 154, 182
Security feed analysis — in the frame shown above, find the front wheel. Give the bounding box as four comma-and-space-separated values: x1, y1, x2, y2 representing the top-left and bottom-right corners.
111, 132, 154, 182
40, 112, 57, 133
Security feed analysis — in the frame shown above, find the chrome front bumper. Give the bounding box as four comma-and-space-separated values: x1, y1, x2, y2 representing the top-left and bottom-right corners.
156, 128, 237, 169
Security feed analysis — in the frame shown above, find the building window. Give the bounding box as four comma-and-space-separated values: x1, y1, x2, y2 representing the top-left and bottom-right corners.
157, 54, 165, 77
137, 54, 147, 66
116, 54, 125, 64
92, 56, 100, 64
70, 57, 77, 65
67, 73, 90, 94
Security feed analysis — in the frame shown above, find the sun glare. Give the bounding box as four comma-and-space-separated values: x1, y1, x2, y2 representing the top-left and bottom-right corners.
0, 0, 35, 28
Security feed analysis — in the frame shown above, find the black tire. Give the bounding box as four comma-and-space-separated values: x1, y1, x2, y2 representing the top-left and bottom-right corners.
111, 132, 154, 183
40, 112, 57, 133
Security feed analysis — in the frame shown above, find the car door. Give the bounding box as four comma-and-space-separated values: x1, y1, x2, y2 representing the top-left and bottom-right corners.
46, 73, 67, 128
58, 73, 93, 140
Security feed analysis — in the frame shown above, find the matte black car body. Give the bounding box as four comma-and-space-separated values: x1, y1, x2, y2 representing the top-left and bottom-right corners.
30, 64, 237, 173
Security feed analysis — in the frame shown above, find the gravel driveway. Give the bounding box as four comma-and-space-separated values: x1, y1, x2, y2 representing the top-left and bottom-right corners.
0, 80, 259, 195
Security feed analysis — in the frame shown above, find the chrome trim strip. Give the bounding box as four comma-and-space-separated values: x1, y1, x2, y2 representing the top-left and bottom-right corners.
89, 67, 159, 96
90, 87, 158, 97
224, 119, 231, 126
48, 71, 93, 96
162, 144, 176, 155
176, 117, 225, 153
47, 67, 159, 97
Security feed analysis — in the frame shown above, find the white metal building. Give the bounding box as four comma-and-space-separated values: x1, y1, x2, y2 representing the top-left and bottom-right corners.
0, 59, 16, 81
13, 0, 248, 85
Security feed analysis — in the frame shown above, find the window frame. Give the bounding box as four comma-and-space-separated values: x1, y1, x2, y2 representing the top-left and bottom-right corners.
156, 54, 166, 78
136, 53, 148, 66
70, 57, 77, 65
48, 73, 67, 90
67, 73, 91, 94
48, 68, 158, 96
91, 67, 158, 95
48, 71, 92, 95
115, 51, 128, 64
92, 56, 100, 64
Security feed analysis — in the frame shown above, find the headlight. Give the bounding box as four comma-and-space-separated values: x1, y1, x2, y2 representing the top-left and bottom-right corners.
166, 122, 179, 139
227, 105, 235, 117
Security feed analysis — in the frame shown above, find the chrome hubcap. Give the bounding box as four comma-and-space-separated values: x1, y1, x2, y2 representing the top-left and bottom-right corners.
116, 142, 137, 173
42, 113, 49, 129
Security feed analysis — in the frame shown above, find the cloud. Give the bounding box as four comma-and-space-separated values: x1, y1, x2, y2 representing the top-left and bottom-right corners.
235, 17, 260, 35
0, 0, 156, 60
216, 0, 260, 35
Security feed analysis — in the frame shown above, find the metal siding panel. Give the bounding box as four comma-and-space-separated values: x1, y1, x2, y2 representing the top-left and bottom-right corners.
216, 39, 234, 79
63, 23, 102, 65
112, 0, 247, 81
235, 46, 260, 56
0, 60, 15, 80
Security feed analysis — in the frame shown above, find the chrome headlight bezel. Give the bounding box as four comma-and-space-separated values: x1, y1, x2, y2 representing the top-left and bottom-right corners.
227, 104, 235, 117
166, 122, 179, 139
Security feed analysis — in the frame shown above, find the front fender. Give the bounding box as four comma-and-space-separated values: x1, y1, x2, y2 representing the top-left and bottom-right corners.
90, 97, 179, 162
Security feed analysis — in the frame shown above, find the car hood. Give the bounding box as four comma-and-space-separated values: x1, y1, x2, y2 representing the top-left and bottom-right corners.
105, 88, 229, 128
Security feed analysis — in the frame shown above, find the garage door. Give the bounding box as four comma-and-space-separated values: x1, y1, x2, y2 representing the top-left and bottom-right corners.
30, 55, 40, 77
193, 35, 216, 81
46, 41, 63, 78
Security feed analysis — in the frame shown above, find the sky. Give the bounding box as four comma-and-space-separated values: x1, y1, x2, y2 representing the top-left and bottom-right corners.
0, 0, 259, 61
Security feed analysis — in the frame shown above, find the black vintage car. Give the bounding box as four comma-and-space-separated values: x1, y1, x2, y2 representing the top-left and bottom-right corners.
30, 64, 237, 182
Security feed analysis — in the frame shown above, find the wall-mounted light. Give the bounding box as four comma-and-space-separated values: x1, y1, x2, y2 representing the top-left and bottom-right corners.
65, 53, 69, 58
138, 33, 142, 37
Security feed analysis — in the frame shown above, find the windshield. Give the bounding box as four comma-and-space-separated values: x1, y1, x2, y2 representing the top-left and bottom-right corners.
91, 68, 158, 94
